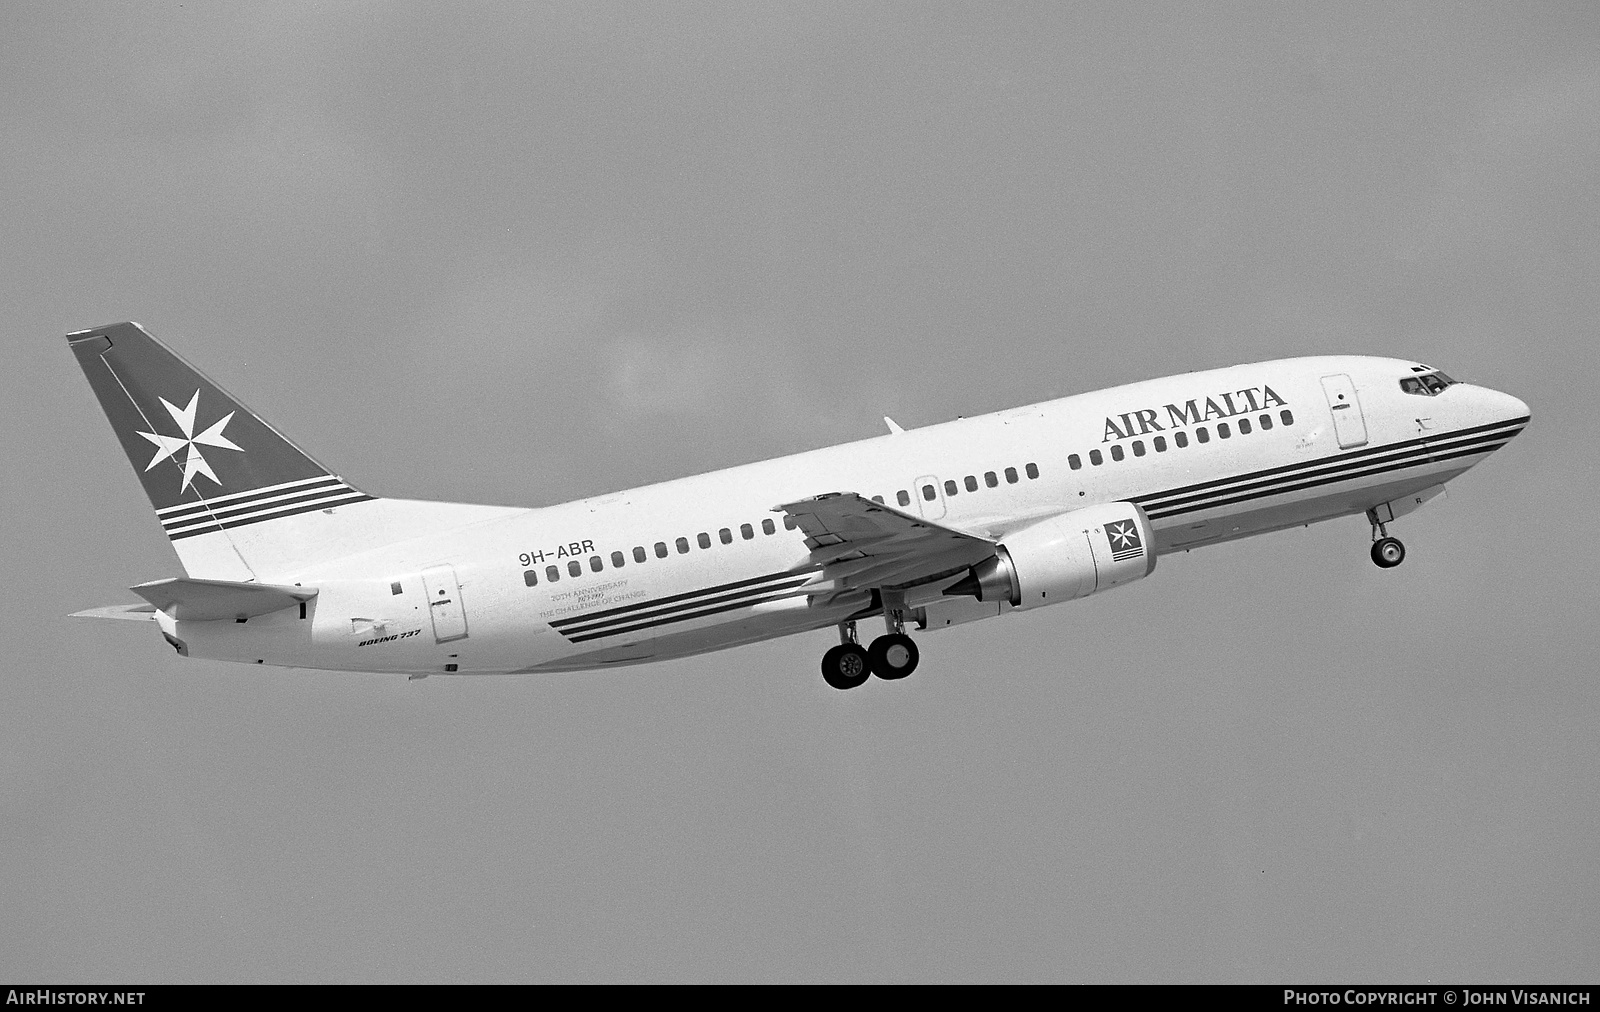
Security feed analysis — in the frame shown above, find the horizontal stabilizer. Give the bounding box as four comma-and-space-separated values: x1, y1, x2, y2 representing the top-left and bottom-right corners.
71, 603, 158, 622
129, 577, 318, 621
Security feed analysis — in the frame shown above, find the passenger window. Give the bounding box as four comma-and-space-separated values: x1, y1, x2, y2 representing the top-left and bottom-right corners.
719, 528, 732, 545
944, 480, 958, 497
985, 471, 998, 487
1196, 427, 1210, 443
546, 565, 560, 583
741, 523, 754, 540
590, 555, 604, 573
762, 519, 775, 535
1238, 418, 1251, 435
1068, 454, 1081, 470
1218, 422, 1230, 439
1259, 414, 1272, 430
1110, 444, 1124, 462
871, 495, 884, 504
524, 569, 538, 587
1280, 409, 1294, 426
1026, 462, 1039, 479
612, 551, 626, 569
897, 490, 910, 507
698, 532, 711, 549
633, 546, 647, 563
655, 541, 668, 558
568, 560, 582, 578
1153, 435, 1167, 452
1174, 431, 1188, 448
1132, 440, 1145, 456
1089, 449, 1103, 465
784, 515, 799, 530
923, 484, 937, 501
391, 581, 403, 595
676, 537, 690, 554
964, 475, 978, 492
1004, 467, 1018, 484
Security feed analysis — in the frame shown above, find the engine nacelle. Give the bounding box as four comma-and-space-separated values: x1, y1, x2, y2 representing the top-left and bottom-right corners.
947, 502, 1156, 610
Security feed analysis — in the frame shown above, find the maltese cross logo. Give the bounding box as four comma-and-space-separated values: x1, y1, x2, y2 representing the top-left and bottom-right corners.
135, 389, 244, 492
1105, 519, 1143, 561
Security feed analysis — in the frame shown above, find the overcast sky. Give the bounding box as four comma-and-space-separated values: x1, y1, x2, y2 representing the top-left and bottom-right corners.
3, 1, 1597, 983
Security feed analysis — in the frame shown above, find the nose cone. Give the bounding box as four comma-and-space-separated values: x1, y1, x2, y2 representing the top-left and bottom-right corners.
1459, 385, 1530, 450
1481, 387, 1531, 428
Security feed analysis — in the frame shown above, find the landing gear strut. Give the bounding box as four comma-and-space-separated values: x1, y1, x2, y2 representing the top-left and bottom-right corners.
867, 590, 919, 681
1367, 509, 1406, 569
819, 600, 923, 690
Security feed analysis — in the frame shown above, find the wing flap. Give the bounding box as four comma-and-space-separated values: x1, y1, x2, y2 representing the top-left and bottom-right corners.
774, 492, 997, 593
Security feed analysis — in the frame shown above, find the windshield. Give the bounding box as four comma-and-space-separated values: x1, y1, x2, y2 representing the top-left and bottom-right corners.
1400, 370, 1457, 396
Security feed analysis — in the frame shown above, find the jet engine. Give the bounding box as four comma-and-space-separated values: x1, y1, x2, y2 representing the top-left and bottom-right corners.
946, 502, 1156, 609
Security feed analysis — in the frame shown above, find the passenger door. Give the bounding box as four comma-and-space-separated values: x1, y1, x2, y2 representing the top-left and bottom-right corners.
1320, 374, 1369, 449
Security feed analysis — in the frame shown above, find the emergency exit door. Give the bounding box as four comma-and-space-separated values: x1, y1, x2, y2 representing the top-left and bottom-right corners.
1320, 374, 1369, 449
421, 565, 469, 643
913, 474, 947, 520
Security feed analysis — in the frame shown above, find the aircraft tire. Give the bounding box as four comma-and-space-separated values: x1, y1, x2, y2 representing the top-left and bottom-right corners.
868, 634, 920, 680
1371, 537, 1406, 568
821, 644, 872, 690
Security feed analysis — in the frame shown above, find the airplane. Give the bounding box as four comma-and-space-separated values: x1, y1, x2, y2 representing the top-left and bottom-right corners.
67, 322, 1529, 689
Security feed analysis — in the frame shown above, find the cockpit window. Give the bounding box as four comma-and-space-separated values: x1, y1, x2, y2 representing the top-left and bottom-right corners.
1400, 370, 1458, 396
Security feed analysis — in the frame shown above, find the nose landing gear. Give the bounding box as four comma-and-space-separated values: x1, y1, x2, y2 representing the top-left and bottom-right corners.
1367, 509, 1406, 569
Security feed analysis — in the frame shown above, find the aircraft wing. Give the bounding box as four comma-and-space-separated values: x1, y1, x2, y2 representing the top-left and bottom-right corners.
774, 492, 997, 595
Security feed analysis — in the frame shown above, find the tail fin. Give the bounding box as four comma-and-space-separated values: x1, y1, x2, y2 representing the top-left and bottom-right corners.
69, 322, 520, 580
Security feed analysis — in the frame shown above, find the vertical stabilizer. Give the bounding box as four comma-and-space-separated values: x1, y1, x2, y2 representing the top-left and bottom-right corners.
69, 322, 528, 580
69, 323, 373, 580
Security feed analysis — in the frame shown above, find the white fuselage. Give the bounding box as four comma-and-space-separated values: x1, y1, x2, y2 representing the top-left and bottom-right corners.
169, 355, 1528, 675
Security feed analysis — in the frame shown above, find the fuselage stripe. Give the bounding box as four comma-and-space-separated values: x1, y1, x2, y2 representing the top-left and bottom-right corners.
563, 588, 811, 643
547, 568, 822, 628
1134, 417, 1526, 507
1137, 426, 1518, 515
1142, 436, 1511, 519
553, 576, 816, 636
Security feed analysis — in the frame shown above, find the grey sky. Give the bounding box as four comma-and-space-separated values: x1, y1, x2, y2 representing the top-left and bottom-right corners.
3, 2, 1596, 982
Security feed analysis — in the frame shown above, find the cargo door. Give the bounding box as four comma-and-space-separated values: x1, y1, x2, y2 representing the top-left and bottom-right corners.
1320, 374, 1369, 449
420, 565, 468, 643
913, 474, 946, 520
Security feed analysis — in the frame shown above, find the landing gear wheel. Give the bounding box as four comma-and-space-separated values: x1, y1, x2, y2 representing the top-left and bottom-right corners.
1371, 537, 1406, 568
868, 634, 920, 681
821, 643, 872, 690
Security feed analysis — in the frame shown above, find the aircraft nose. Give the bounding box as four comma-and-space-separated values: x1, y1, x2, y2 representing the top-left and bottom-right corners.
1467, 385, 1530, 436
1486, 387, 1531, 425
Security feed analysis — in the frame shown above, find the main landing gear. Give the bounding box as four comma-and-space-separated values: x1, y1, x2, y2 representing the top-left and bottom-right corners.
820, 596, 921, 690
1367, 509, 1406, 569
